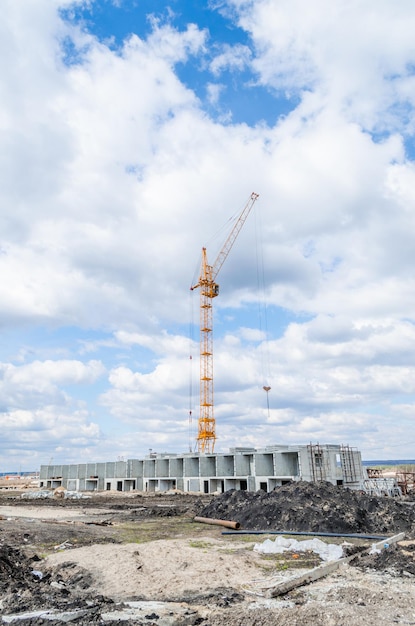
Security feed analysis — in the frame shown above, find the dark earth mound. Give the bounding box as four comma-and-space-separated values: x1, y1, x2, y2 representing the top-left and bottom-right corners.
356, 540, 415, 576
0, 544, 119, 624
198, 481, 415, 536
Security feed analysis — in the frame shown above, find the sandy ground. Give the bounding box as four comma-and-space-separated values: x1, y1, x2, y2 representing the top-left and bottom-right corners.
44, 535, 415, 624
47, 537, 265, 599
42, 531, 415, 625
0, 504, 114, 520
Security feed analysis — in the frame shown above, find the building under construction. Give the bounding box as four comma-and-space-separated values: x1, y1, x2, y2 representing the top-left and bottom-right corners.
39, 443, 365, 494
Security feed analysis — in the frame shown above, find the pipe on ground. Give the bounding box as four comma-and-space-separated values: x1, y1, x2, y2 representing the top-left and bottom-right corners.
221, 530, 387, 540
194, 516, 241, 530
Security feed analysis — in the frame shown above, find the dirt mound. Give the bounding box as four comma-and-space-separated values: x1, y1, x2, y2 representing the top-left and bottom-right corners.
198, 482, 415, 536
0, 543, 117, 623
356, 540, 415, 576
0, 544, 42, 593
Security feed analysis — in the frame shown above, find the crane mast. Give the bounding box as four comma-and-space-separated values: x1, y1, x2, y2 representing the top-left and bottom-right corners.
190, 192, 259, 453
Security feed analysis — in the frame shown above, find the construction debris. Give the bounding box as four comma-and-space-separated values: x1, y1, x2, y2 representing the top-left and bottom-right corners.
194, 515, 241, 529
265, 533, 405, 598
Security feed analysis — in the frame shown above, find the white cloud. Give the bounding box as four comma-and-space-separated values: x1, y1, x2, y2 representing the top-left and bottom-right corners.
234, 0, 415, 130
115, 330, 190, 357
206, 82, 224, 106
209, 43, 251, 76
1, 0, 415, 468
1, 359, 105, 388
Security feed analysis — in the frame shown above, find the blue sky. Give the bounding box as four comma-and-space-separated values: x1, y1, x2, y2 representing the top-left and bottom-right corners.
60, 0, 296, 126
1, 0, 415, 471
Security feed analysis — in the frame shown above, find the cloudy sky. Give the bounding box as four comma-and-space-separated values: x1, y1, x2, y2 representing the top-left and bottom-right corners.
2, 0, 415, 471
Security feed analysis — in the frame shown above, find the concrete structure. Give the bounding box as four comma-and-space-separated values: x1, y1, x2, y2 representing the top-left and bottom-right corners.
39, 443, 364, 494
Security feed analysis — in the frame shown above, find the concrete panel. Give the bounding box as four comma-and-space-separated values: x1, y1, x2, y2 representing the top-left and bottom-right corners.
68, 465, 78, 479
144, 459, 155, 477
124, 479, 136, 492
276, 452, 299, 476
115, 461, 127, 478
200, 456, 216, 477
235, 454, 252, 476
86, 464, 97, 478
105, 462, 115, 479
128, 459, 143, 478
224, 478, 237, 491
298, 449, 311, 480
51, 465, 63, 478
186, 478, 200, 492
159, 479, 176, 492
184, 457, 199, 477
96, 463, 106, 479
156, 459, 169, 477
146, 479, 157, 492
217, 455, 234, 476
254, 454, 273, 475
85, 479, 98, 491
77, 464, 87, 479
210, 478, 225, 493
169, 458, 183, 477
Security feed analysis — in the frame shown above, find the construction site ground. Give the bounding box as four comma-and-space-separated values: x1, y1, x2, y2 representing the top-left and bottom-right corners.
1, 482, 415, 625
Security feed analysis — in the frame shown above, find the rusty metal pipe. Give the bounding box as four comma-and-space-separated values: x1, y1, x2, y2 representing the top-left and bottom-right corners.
194, 516, 241, 530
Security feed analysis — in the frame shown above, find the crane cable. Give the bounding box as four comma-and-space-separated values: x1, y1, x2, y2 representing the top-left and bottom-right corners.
254, 205, 272, 419
188, 288, 195, 453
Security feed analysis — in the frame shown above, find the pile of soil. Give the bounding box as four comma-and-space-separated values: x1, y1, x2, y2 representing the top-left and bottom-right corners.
198, 481, 415, 536
0, 543, 41, 593
356, 540, 415, 576
0, 544, 118, 624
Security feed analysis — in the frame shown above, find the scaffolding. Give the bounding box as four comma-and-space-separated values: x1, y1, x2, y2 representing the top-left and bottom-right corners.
340, 444, 360, 484
307, 443, 330, 482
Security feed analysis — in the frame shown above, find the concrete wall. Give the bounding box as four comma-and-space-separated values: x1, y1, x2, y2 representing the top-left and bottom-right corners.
39, 444, 363, 494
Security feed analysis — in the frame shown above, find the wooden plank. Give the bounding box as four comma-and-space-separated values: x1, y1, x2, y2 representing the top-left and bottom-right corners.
267, 532, 405, 598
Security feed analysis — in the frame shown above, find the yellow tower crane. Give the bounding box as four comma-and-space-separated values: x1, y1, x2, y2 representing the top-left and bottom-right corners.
190, 192, 259, 453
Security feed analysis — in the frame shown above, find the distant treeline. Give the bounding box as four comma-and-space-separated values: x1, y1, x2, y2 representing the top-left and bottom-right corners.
0, 471, 37, 477
362, 460, 415, 466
